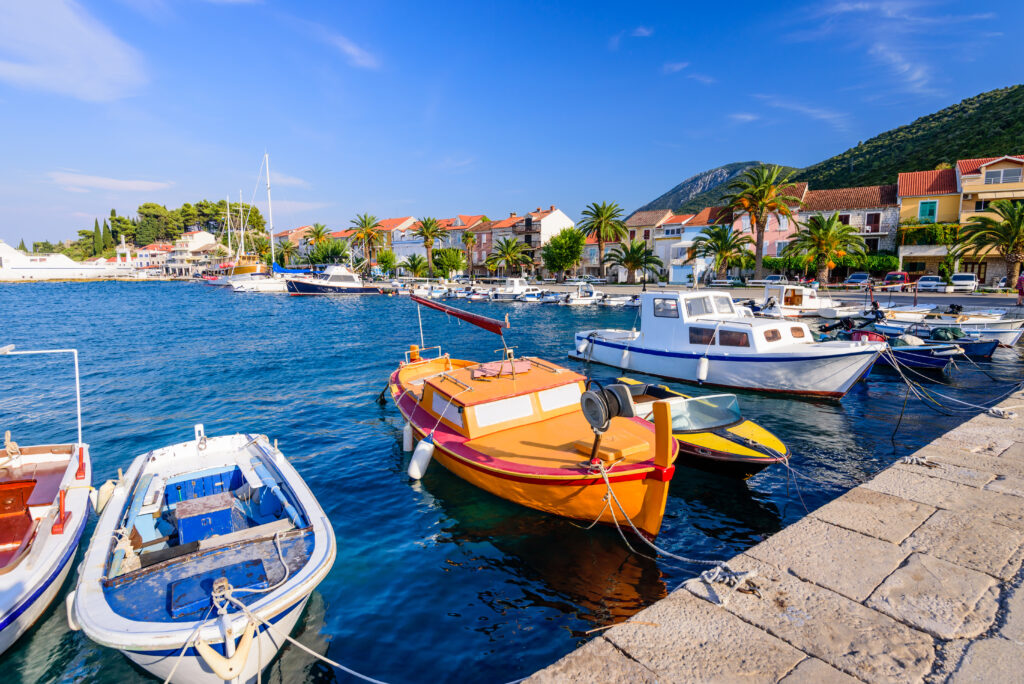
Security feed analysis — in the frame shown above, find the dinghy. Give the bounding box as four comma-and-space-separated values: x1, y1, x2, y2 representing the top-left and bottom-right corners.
0, 344, 92, 656
390, 296, 678, 538
69, 426, 335, 683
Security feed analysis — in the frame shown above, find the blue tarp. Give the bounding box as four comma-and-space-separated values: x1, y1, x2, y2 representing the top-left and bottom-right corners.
273, 263, 321, 274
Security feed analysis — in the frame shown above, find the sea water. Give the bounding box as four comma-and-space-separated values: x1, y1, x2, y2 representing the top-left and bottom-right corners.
1, 281, 1019, 683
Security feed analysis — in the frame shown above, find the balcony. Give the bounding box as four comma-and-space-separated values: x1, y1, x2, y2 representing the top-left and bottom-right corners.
856, 225, 888, 235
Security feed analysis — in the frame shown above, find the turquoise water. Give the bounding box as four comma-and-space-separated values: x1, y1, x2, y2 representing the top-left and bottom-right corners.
1, 282, 1020, 683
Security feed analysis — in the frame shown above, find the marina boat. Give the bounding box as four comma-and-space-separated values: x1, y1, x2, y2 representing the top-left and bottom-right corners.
600, 294, 638, 307
617, 378, 788, 479
69, 425, 335, 683
887, 325, 999, 358
558, 282, 604, 306
466, 289, 491, 301
757, 285, 845, 318
389, 296, 678, 538
230, 276, 288, 294
0, 345, 92, 656
871, 319, 1024, 347
286, 264, 380, 295
570, 291, 884, 398
817, 321, 961, 370
516, 289, 549, 303
489, 278, 532, 301
205, 254, 268, 287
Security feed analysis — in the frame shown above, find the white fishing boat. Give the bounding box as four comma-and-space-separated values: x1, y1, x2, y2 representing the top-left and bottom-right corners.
0, 344, 92, 656
872, 320, 1024, 346
69, 425, 335, 684
490, 278, 531, 301
599, 294, 636, 307
559, 282, 604, 306
515, 288, 549, 302
758, 285, 845, 318
570, 291, 883, 398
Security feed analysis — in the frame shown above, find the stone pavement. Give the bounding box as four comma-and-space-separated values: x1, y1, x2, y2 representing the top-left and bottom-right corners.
528, 396, 1024, 683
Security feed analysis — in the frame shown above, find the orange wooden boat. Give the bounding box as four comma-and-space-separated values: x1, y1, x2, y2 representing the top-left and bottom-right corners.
388, 297, 679, 538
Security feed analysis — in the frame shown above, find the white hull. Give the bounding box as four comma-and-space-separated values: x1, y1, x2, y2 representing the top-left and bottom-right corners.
874, 322, 1024, 346
572, 331, 880, 397
231, 278, 288, 293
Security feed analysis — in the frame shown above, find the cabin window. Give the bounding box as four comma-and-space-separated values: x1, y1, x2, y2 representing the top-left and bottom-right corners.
689, 327, 717, 345
474, 395, 534, 428
718, 330, 750, 347
431, 392, 464, 427
711, 296, 734, 314
537, 383, 582, 411
653, 298, 679, 318
685, 297, 713, 317
790, 327, 806, 338
764, 329, 781, 342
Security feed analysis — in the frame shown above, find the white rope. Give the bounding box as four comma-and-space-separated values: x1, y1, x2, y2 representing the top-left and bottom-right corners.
900, 454, 937, 467
162, 605, 215, 684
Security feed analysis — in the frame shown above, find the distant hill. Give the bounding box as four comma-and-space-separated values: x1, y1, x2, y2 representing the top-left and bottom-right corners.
797, 85, 1024, 189
634, 84, 1024, 215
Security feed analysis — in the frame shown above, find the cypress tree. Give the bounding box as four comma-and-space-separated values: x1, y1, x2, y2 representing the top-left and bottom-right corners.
17, 239, 26, 251
103, 219, 114, 249
93, 218, 102, 256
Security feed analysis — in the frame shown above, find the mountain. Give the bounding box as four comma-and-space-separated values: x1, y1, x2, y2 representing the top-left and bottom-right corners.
797, 85, 1024, 189
635, 84, 1024, 214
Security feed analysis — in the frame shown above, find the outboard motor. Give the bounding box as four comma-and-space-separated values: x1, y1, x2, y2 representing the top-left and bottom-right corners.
946, 303, 964, 315
818, 317, 856, 334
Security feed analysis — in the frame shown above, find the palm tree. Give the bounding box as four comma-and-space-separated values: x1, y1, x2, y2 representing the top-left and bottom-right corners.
461, 230, 477, 277
602, 239, 664, 284
308, 238, 350, 266
690, 225, 754, 280
963, 200, 1024, 284
720, 165, 803, 280
275, 240, 298, 266
303, 223, 331, 256
400, 254, 429, 278
485, 237, 532, 276
783, 212, 866, 284
413, 217, 446, 278
350, 213, 383, 265
578, 202, 628, 277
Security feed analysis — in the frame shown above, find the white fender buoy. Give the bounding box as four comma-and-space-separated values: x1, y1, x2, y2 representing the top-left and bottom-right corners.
402, 423, 414, 452
95, 479, 116, 513
697, 357, 710, 383
620, 349, 630, 367
65, 590, 80, 631
575, 338, 590, 354
408, 436, 435, 480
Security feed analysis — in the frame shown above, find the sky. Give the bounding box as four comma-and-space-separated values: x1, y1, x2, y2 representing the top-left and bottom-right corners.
0, 0, 1021, 244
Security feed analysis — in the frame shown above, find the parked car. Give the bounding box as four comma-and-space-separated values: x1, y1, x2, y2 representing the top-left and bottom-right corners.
882, 271, 911, 291
844, 272, 872, 288
915, 275, 944, 292
748, 274, 788, 286
950, 272, 979, 293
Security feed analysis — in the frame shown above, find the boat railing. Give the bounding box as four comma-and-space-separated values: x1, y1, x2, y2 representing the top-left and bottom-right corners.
439, 372, 473, 392
404, 345, 444, 364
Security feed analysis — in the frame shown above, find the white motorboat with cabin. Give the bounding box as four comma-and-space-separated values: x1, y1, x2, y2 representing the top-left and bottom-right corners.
758, 285, 845, 318
0, 344, 92, 656
558, 282, 604, 306
600, 294, 637, 307
570, 291, 883, 398
490, 278, 531, 301
69, 425, 336, 683
286, 264, 380, 295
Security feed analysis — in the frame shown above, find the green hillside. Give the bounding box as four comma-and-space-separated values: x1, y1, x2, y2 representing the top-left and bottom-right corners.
796, 85, 1024, 189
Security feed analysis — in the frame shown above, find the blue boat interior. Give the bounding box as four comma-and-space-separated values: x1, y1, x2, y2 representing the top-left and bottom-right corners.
102, 462, 314, 622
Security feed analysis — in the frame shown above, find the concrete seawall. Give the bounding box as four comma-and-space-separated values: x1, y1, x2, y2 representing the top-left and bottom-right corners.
528, 395, 1024, 683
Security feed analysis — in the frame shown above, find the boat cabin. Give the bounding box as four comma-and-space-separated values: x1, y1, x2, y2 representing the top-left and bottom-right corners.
763, 285, 821, 309
318, 265, 363, 284
634, 291, 816, 352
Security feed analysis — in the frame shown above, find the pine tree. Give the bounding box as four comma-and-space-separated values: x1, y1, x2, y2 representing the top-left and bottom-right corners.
17, 239, 26, 251
103, 219, 114, 249
93, 219, 102, 256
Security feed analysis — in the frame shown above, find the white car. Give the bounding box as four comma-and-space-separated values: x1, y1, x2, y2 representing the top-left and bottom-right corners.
950, 273, 979, 293
915, 275, 944, 292
748, 274, 788, 286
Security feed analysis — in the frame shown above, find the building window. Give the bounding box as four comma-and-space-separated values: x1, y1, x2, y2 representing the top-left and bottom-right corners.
775, 241, 788, 256
985, 168, 1023, 184
865, 213, 881, 231
837, 214, 851, 225
865, 238, 879, 252
643, 229, 650, 240
918, 201, 938, 223
975, 200, 990, 212
629, 230, 636, 240
961, 261, 988, 282
905, 261, 926, 272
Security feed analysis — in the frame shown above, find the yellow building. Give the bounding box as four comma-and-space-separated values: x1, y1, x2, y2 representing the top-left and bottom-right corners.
896, 168, 960, 224
957, 155, 1024, 223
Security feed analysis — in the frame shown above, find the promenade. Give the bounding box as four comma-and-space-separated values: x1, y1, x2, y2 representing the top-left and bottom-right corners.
528, 394, 1024, 683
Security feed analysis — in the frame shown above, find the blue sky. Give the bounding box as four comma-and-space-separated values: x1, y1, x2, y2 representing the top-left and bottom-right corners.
0, 0, 1021, 244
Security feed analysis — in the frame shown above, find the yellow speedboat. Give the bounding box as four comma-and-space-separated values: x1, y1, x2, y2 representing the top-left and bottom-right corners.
617, 378, 787, 479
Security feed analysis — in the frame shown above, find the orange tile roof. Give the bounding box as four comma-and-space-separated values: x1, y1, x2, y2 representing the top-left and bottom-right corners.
142, 242, 172, 251
274, 225, 310, 238
491, 215, 520, 229
662, 213, 694, 225
584, 235, 621, 245
686, 206, 732, 225
330, 229, 357, 239
957, 155, 1024, 176
801, 185, 898, 211
457, 214, 485, 227
625, 209, 672, 227
378, 217, 414, 230
897, 169, 958, 197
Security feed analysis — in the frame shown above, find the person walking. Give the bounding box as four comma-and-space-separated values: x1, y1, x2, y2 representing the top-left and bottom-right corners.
1016, 272, 1024, 306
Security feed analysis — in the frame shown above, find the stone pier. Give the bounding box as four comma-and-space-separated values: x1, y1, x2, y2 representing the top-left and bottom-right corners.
528, 395, 1024, 683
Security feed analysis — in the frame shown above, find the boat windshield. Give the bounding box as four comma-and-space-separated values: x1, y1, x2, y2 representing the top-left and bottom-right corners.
669, 394, 742, 432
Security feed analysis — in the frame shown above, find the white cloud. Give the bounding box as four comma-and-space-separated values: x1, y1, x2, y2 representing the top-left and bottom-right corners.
687, 73, 716, 84
729, 113, 759, 123
868, 43, 935, 95
608, 32, 623, 50
631, 26, 653, 37
48, 171, 172, 192
436, 157, 475, 172
755, 95, 851, 132
272, 172, 310, 188
662, 62, 689, 74
323, 32, 379, 69
0, 1, 146, 101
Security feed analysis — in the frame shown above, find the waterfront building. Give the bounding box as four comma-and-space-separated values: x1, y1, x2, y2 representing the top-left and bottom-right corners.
730, 183, 807, 258
956, 155, 1024, 223
625, 209, 672, 251
664, 208, 727, 285
163, 230, 218, 277
796, 184, 899, 253
0, 239, 115, 281
897, 168, 960, 225
654, 213, 693, 278
274, 225, 311, 246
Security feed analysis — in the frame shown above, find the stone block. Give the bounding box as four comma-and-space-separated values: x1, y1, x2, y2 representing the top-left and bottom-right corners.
987, 475, 1024, 498
779, 657, 861, 684
917, 445, 1024, 481
949, 638, 1024, 684
810, 486, 934, 544
1000, 580, 1024, 645
526, 636, 658, 684
901, 510, 1024, 580
892, 460, 995, 488
603, 590, 805, 683
745, 517, 907, 602
866, 553, 999, 639
685, 554, 933, 683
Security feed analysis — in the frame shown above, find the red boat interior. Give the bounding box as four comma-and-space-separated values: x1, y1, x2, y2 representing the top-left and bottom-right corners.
0, 445, 73, 572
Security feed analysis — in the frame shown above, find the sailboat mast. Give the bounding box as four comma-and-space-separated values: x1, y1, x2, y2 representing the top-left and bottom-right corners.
226, 195, 232, 253
238, 190, 245, 257
265, 153, 276, 269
